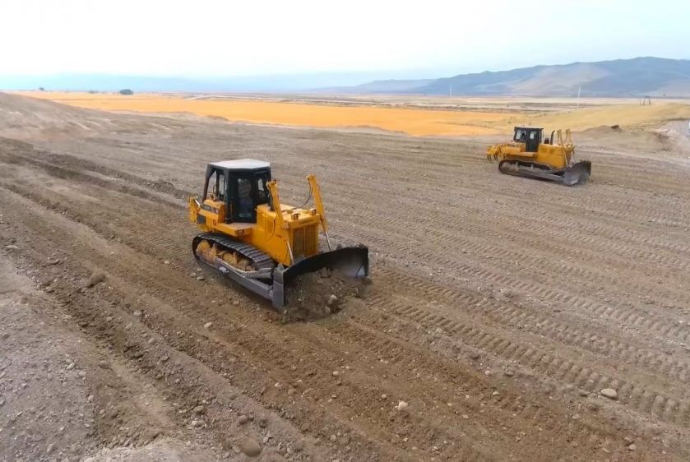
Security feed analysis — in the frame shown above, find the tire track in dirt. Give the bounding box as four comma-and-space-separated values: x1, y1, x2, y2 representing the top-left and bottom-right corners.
1, 140, 664, 460
3, 108, 690, 461
0, 150, 506, 460
0, 184, 625, 461
363, 288, 690, 428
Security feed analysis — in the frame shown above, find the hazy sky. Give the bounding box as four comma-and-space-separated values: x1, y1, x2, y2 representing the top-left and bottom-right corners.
2, 0, 689, 78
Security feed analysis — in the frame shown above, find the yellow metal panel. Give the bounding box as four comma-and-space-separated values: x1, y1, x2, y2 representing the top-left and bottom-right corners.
189, 176, 326, 268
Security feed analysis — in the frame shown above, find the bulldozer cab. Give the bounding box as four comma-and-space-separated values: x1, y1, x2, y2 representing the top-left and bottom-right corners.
203, 159, 272, 224
514, 127, 543, 153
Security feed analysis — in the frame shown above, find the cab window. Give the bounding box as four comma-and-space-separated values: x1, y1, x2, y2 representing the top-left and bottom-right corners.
237, 177, 253, 220
208, 170, 225, 201
255, 174, 270, 205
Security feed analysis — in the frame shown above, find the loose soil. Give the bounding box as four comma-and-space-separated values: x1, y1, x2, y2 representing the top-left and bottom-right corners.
1, 92, 690, 461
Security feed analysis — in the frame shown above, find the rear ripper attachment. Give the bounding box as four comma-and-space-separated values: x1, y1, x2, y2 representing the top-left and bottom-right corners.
188, 159, 369, 312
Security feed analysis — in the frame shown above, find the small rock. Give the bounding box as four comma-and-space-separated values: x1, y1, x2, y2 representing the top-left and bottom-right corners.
293, 440, 304, 452
190, 272, 197, 278
578, 390, 589, 397
332, 370, 340, 377
238, 415, 249, 425
163, 260, 170, 265
240, 437, 262, 457
600, 388, 618, 400
85, 272, 106, 288
5, 245, 19, 250
470, 352, 480, 360
329, 435, 337, 442
204, 322, 213, 329
323, 306, 331, 315
133, 310, 142, 317
47, 258, 61, 265
197, 276, 205, 281
233, 301, 240, 306
193, 405, 205, 415
327, 295, 338, 307
45, 286, 55, 294
395, 401, 409, 411
504, 369, 514, 377
628, 444, 637, 451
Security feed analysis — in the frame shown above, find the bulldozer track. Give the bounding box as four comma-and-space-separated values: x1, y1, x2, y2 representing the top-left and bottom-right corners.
192, 232, 275, 271
3, 103, 690, 460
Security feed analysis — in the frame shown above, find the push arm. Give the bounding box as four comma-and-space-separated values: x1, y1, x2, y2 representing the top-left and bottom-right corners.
267, 180, 286, 230
307, 174, 328, 233
307, 174, 333, 250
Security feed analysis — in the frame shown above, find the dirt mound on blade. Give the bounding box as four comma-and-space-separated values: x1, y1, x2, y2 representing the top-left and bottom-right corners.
286, 268, 371, 321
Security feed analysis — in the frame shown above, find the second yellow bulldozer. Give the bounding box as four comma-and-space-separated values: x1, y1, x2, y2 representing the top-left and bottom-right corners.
188, 159, 369, 311
487, 127, 591, 186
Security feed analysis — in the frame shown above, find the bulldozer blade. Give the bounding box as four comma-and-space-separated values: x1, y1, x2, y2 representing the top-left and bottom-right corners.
498, 160, 592, 186
562, 161, 592, 186
272, 245, 369, 310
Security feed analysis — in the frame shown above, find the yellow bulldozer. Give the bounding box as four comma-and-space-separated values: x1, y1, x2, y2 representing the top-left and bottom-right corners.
188, 159, 369, 311
487, 127, 591, 186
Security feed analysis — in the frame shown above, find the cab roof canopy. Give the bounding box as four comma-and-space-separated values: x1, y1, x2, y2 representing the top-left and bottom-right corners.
210, 159, 270, 171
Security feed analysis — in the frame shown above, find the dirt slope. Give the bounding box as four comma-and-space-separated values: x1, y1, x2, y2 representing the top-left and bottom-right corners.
2, 92, 690, 461
501, 102, 690, 132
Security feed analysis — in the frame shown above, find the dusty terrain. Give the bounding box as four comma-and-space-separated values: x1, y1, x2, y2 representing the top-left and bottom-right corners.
1, 92, 690, 461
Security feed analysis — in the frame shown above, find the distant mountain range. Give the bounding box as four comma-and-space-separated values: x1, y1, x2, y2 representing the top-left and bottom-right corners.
0, 71, 415, 93
2, 57, 689, 97
332, 57, 690, 97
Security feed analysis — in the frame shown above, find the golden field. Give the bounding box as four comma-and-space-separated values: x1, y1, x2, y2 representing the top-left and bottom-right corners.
19, 92, 506, 137
18, 92, 690, 136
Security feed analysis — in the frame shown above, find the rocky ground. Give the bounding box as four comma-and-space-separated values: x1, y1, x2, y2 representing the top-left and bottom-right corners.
1, 92, 690, 461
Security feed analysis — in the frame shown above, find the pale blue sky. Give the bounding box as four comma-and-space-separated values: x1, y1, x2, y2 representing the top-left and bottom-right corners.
1, 0, 688, 78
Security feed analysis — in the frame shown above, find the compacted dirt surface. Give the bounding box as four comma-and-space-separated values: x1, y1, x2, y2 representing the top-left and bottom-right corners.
1, 92, 690, 461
